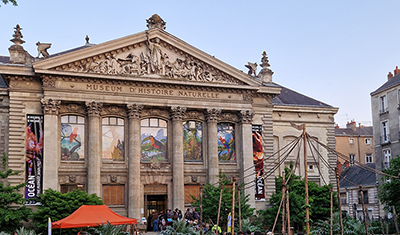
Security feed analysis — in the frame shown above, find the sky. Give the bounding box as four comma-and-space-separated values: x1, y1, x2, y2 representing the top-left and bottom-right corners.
1, 0, 399, 127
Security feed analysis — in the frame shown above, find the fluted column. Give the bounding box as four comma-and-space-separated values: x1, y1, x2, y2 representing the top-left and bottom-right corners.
206, 108, 221, 185
41, 98, 60, 191
239, 109, 255, 208
127, 104, 143, 219
85, 101, 102, 196
170, 106, 186, 210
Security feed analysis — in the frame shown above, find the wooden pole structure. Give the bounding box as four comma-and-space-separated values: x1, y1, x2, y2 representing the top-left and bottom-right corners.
216, 185, 223, 234
335, 168, 344, 235
393, 206, 399, 235
330, 187, 333, 235
200, 184, 204, 225
286, 185, 291, 235
303, 127, 310, 234
282, 171, 286, 235
231, 177, 236, 235
238, 186, 242, 232
359, 185, 368, 235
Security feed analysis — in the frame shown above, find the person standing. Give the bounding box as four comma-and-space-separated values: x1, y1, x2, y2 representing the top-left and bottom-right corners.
152, 211, 159, 232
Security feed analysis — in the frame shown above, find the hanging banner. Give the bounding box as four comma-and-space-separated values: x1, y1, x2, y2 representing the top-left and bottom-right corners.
25, 114, 44, 205
252, 125, 265, 200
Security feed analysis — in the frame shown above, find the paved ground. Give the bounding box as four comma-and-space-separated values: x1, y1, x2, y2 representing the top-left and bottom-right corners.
140, 232, 159, 235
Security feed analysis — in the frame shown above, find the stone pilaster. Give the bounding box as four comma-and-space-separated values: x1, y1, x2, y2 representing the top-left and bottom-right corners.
41, 98, 60, 191
206, 108, 221, 185
239, 110, 255, 208
170, 106, 186, 211
127, 104, 143, 219
262, 110, 275, 202
85, 101, 102, 196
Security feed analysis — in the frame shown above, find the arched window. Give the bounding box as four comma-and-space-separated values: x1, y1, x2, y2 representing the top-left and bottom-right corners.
61, 115, 85, 161
102, 117, 125, 161
217, 122, 235, 162
141, 118, 168, 162
183, 121, 203, 162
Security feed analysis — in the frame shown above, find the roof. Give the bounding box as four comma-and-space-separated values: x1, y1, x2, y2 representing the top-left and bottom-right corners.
339, 163, 377, 188
49, 43, 95, 58
371, 73, 400, 95
272, 83, 334, 108
51, 205, 137, 229
0, 74, 6, 88
335, 126, 373, 137
0, 56, 10, 64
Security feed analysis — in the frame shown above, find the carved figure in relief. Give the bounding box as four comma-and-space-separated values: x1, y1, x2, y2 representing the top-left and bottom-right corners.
147, 37, 163, 74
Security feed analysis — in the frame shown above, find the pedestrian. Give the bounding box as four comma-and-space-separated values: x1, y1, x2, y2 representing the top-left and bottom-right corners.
152, 210, 159, 232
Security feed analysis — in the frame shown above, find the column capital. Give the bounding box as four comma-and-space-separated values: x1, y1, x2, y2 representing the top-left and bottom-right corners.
85, 101, 103, 117
40, 98, 60, 115
239, 109, 254, 124
206, 108, 221, 123
127, 104, 144, 119
170, 106, 187, 121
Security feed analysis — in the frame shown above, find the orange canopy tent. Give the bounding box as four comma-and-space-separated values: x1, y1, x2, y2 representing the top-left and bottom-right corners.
52, 205, 137, 229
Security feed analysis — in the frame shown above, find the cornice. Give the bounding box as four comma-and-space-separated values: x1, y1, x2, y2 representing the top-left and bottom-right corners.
273, 105, 339, 114
0, 64, 35, 76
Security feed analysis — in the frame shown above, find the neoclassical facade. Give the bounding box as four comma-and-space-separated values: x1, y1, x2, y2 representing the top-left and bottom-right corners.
0, 15, 338, 221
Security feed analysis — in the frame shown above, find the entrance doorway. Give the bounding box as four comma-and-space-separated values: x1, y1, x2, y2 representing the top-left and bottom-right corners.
146, 195, 167, 231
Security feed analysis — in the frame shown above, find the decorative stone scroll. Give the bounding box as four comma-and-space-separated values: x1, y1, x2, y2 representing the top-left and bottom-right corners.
40, 98, 60, 115
184, 110, 205, 121
85, 101, 103, 116
141, 108, 169, 119
219, 112, 238, 122
59, 103, 86, 115
206, 108, 221, 123
170, 106, 186, 121
239, 110, 255, 124
42, 76, 56, 88
146, 14, 166, 30
127, 104, 144, 119
101, 105, 126, 117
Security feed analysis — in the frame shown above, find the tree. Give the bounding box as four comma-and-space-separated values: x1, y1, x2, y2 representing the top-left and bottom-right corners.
378, 156, 400, 212
191, 173, 254, 231
256, 166, 337, 232
83, 221, 126, 235
0, 153, 31, 233
1, 0, 18, 6
31, 188, 103, 235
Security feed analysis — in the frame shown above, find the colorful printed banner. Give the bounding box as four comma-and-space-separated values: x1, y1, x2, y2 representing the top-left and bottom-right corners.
25, 114, 43, 205
253, 125, 265, 200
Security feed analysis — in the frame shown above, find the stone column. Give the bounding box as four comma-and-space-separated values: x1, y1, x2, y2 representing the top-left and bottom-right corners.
170, 106, 186, 211
239, 110, 255, 208
206, 108, 221, 185
127, 104, 143, 219
41, 98, 60, 191
85, 101, 102, 196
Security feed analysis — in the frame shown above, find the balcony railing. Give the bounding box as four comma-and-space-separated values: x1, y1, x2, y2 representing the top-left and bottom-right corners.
380, 135, 390, 145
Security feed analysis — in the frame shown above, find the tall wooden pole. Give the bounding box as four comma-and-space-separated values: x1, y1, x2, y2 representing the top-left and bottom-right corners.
286, 185, 291, 235
200, 184, 203, 225
232, 177, 236, 235
393, 206, 399, 235
238, 186, 242, 232
330, 187, 333, 235
216, 185, 223, 234
336, 168, 343, 235
282, 171, 286, 235
359, 185, 368, 235
303, 127, 310, 234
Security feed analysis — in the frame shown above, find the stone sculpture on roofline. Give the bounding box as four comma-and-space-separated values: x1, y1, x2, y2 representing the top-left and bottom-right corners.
245, 51, 274, 83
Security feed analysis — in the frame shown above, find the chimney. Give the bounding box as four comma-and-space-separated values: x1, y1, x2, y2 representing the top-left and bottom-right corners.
388, 71, 394, 80
346, 120, 357, 131
344, 160, 349, 168
337, 160, 342, 174
335, 124, 340, 129
394, 66, 400, 76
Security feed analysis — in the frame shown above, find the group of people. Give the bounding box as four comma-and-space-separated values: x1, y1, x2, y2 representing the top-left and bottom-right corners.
149, 207, 204, 232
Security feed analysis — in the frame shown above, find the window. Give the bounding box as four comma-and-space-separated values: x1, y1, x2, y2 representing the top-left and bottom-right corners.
381, 121, 389, 144
364, 138, 371, 145
383, 149, 391, 169
349, 138, 355, 145
398, 89, 400, 107
183, 121, 203, 162
380, 95, 388, 113
61, 115, 85, 161
358, 190, 369, 204
102, 117, 125, 161
340, 192, 347, 205
349, 154, 356, 165
217, 122, 236, 162
61, 184, 84, 194
365, 154, 373, 163
103, 185, 124, 205
184, 185, 200, 204
141, 118, 168, 162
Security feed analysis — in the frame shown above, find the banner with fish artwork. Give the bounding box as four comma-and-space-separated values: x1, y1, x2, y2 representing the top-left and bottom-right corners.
25, 114, 44, 205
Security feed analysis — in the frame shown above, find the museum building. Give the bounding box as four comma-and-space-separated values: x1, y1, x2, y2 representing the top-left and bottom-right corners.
0, 15, 338, 220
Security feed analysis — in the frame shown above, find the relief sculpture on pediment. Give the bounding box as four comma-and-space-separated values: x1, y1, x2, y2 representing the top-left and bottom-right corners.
55, 37, 244, 85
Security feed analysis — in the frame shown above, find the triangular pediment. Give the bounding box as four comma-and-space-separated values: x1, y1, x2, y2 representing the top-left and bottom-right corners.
33, 29, 260, 87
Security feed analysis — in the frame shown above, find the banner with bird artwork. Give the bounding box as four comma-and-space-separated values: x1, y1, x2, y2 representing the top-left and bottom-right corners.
253, 125, 265, 200
25, 114, 44, 205
60, 115, 85, 161
183, 121, 203, 162
217, 122, 236, 162
141, 118, 168, 162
